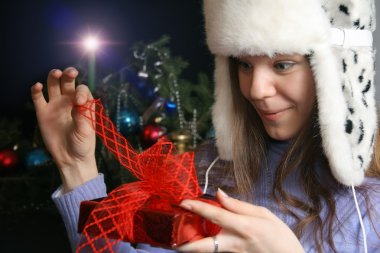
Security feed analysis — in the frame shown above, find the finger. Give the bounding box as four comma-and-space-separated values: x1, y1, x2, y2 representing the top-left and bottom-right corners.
216, 188, 272, 218
47, 69, 63, 100
31, 82, 47, 112
176, 236, 216, 253
60, 67, 78, 96
72, 84, 96, 131
74, 84, 94, 105
179, 199, 243, 233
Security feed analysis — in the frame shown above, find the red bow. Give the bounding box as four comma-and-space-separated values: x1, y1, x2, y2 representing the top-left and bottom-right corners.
76, 100, 220, 252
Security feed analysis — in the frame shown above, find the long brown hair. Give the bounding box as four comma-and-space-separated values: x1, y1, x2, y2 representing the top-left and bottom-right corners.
228, 57, 380, 252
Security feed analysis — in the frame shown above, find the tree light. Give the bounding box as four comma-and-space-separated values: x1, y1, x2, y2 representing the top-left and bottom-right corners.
83, 36, 100, 52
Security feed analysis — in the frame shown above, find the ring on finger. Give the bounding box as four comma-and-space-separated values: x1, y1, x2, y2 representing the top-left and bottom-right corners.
212, 236, 219, 253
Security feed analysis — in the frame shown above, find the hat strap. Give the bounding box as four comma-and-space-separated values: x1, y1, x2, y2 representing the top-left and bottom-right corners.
330, 27, 373, 48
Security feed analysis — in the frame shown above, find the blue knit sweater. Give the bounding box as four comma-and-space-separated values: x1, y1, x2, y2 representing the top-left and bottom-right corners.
52, 140, 380, 252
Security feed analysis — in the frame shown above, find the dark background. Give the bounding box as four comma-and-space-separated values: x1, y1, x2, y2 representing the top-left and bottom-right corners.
0, 1, 211, 252
0, 0, 212, 119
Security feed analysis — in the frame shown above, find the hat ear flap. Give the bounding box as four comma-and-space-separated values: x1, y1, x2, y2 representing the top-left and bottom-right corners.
310, 46, 363, 185
212, 56, 234, 160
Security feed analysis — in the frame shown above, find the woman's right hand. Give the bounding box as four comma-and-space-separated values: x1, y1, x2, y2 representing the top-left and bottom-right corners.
177, 189, 305, 253
31, 67, 98, 192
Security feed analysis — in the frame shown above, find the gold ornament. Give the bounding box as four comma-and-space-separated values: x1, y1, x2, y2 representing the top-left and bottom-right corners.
168, 130, 193, 154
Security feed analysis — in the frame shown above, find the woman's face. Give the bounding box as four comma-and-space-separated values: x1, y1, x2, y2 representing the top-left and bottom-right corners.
237, 54, 316, 140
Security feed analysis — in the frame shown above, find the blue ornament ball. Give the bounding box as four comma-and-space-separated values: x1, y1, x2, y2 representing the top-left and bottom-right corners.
117, 108, 140, 136
164, 100, 177, 116
134, 78, 157, 100
123, 69, 140, 85
25, 148, 50, 168
144, 86, 157, 100
136, 78, 148, 91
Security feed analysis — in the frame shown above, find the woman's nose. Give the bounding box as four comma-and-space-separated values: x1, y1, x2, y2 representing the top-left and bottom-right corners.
249, 68, 276, 100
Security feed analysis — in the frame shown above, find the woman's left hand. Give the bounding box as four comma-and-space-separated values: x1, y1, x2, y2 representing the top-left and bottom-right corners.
175, 189, 305, 253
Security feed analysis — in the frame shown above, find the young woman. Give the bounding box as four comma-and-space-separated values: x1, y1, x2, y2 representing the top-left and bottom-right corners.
31, 0, 380, 252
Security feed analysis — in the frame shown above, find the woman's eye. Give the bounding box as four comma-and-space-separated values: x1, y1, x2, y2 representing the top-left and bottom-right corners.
274, 62, 295, 71
237, 60, 252, 72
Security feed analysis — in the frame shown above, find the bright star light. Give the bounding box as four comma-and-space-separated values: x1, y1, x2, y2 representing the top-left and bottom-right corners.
83, 36, 100, 52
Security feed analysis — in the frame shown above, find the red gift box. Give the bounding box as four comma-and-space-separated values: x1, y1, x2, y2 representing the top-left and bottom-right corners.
78, 195, 221, 248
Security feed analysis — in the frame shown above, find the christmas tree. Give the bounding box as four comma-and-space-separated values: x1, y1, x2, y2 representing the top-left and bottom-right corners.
0, 36, 214, 212
89, 36, 214, 188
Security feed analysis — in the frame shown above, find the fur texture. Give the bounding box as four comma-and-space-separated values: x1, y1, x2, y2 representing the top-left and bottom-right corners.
204, 0, 377, 186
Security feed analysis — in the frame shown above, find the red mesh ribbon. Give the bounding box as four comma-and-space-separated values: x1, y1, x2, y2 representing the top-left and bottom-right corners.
76, 99, 220, 252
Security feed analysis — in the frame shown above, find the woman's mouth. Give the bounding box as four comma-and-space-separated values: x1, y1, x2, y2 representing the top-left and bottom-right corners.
259, 108, 290, 121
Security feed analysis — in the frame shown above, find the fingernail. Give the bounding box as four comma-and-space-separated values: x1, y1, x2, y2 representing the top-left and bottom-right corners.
50, 69, 59, 74
218, 188, 229, 198
67, 67, 77, 74
179, 200, 192, 210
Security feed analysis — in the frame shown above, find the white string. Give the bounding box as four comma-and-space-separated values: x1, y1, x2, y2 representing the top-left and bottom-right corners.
351, 184, 368, 253
203, 156, 220, 194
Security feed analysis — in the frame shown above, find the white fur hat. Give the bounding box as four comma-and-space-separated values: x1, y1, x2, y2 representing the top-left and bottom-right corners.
203, 0, 377, 186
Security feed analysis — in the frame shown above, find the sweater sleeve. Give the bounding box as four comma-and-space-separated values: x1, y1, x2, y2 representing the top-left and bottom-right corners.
52, 174, 177, 253
52, 174, 108, 251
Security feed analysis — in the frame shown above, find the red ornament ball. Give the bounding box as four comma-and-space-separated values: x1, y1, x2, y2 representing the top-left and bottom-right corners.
0, 149, 19, 169
140, 124, 166, 148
